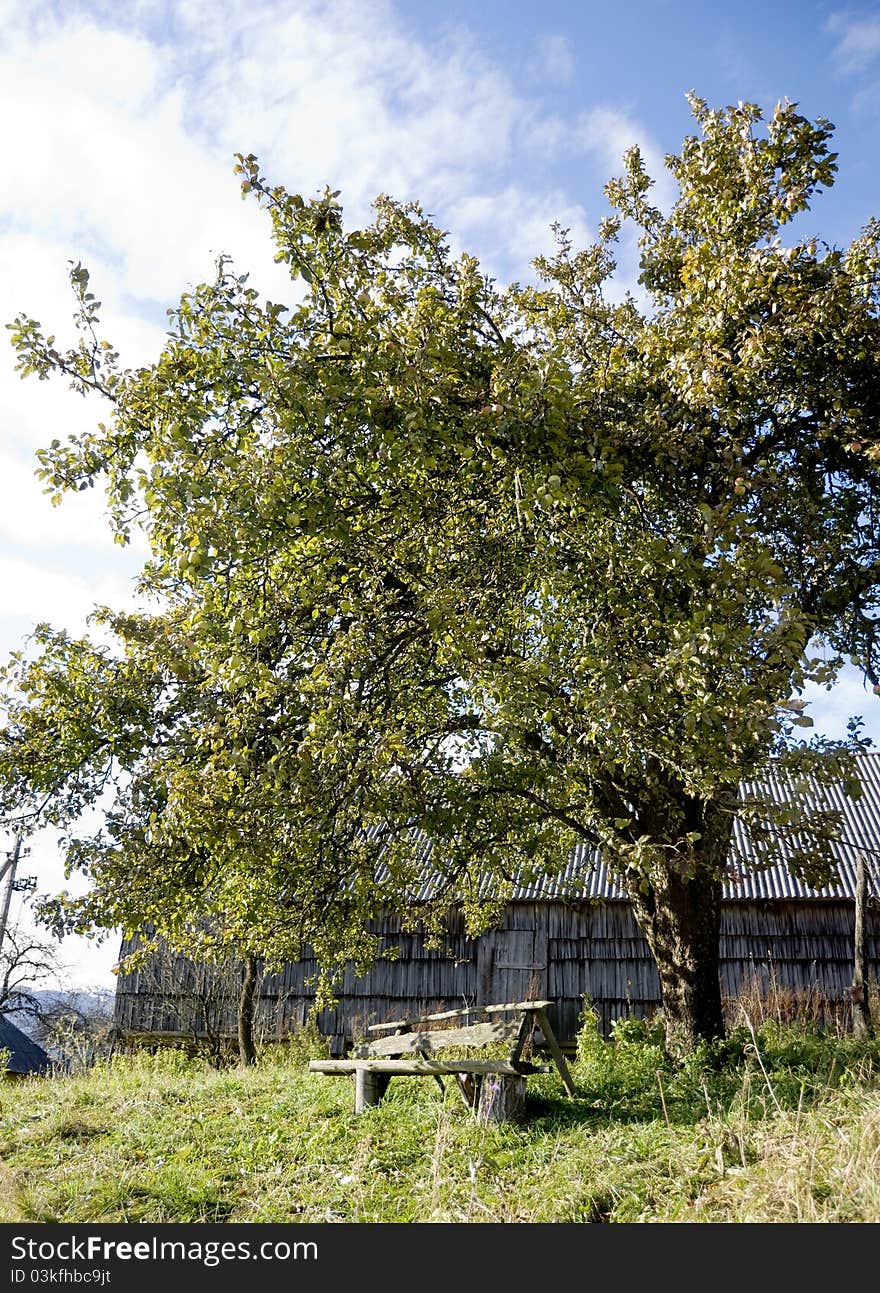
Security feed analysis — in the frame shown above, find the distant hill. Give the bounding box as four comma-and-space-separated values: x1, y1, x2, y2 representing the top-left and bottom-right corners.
8, 988, 115, 1041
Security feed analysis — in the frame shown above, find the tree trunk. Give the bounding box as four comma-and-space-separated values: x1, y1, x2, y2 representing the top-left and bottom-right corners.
628, 860, 725, 1058
237, 954, 258, 1066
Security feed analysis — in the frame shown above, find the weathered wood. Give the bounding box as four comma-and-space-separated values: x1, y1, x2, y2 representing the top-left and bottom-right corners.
485, 925, 549, 1004
116, 1029, 239, 1042
483, 999, 552, 1013
851, 853, 874, 1040
315, 998, 566, 1116
309, 1058, 549, 1075
354, 1018, 521, 1058
508, 1007, 538, 1066
413, 1045, 446, 1094
454, 1072, 480, 1109
355, 1066, 385, 1112
367, 999, 553, 1032
534, 1007, 578, 1097
367, 1006, 480, 1032
477, 1074, 527, 1124
117, 887, 880, 1052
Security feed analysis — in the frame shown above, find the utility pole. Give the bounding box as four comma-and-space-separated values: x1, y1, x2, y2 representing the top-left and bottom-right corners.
0, 834, 35, 960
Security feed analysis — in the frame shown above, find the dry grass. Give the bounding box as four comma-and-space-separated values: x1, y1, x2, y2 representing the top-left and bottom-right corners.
724, 973, 880, 1036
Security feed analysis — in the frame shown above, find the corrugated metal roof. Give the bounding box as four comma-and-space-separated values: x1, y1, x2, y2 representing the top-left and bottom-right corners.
728, 751, 880, 900
373, 752, 880, 903
0, 1015, 51, 1076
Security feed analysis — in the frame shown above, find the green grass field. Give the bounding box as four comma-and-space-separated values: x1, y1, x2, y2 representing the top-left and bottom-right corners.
2, 1013, 879, 1223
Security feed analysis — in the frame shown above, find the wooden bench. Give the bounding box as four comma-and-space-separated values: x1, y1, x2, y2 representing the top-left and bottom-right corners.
308, 999, 577, 1120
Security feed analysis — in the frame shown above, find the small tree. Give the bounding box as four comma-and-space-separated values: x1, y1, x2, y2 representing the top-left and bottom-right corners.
33, 988, 115, 1071
122, 937, 266, 1065
0, 925, 64, 1021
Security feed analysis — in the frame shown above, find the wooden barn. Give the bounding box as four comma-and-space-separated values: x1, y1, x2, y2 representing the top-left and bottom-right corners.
113, 753, 880, 1053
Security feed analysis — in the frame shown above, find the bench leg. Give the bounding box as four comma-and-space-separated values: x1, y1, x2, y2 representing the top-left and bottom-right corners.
355, 1068, 388, 1112
476, 1075, 527, 1124
454, 1073, 480, 1110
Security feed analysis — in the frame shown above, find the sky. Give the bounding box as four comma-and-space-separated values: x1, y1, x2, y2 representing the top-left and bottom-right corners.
1, 0, 879, 989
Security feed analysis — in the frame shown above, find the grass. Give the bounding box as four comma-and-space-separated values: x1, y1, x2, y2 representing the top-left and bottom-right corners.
1, 1011, 879, 1223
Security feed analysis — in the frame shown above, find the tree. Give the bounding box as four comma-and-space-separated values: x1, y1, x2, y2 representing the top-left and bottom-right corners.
31, 987, 116, 1072
0, 620, 369, 1064
118, 936, 275, 1065
0, 925, 64, 1020
2, 96, 879, 1057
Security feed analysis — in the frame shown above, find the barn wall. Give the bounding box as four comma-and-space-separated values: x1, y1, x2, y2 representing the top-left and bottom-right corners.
113, 899, 880, 1053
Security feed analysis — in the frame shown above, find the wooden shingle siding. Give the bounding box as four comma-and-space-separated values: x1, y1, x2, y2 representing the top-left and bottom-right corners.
114, 897, 880, 1053
113, 754, 880, 1052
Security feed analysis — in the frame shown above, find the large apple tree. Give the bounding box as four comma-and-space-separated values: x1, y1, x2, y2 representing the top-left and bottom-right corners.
2, 97, 878, 1056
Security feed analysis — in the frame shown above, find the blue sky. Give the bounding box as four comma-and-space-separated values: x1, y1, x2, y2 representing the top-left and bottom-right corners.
1, 0, 879, 986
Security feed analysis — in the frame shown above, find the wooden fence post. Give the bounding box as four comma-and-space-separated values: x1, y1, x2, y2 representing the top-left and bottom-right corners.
851, 853, 874, 1041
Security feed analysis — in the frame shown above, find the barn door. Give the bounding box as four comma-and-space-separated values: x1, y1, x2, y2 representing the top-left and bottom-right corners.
480, 928, 548, 1004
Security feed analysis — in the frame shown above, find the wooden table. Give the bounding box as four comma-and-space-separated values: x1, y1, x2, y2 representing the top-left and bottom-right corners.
308, 998, 577, 1120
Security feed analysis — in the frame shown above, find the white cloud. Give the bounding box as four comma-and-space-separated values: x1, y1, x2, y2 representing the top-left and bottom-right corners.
0, 456, 114, 550
0, 820, 122, 990
0, 0, 608, 365
0, 233, 155, 576
0, 36, 292, 308
528, 34, 575, 86
802, 666, 880, 745
449, 185, 592, 281
568, 106, 682, 306
0, 553, 140, 648
0, 2, 660, 323
827, 10, 880, 73
575, 106, 677, 214
188, 0, 531, 209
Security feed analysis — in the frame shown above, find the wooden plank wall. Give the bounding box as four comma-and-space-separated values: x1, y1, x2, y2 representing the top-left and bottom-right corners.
113, 900, 880, 1053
